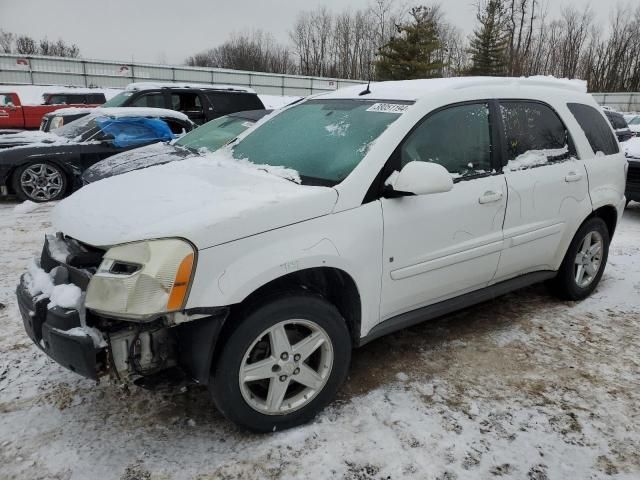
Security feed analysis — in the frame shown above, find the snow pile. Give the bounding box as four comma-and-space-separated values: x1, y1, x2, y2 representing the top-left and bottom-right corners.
504, 147, 570, 172
13, 200, 52, 214
623, 136, 640, 159
48, 283, 83, 310
46, 234, 71, 263
25, 260, 55, 298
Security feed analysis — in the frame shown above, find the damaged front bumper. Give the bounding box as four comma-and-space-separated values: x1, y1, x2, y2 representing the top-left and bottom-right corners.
17, 234, 229, 385
17, 235, 106, 380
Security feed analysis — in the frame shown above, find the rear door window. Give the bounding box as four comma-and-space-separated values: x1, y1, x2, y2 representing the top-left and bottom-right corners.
567, 103, 619, 155
206, 92, 263, 115
130, 92, 166, 108
499, 101, 574, 169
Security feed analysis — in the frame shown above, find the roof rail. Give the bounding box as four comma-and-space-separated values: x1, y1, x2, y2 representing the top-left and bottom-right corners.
453, 76, 587, 94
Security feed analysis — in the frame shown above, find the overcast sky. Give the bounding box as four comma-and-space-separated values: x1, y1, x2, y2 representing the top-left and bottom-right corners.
0, 0, 621, 65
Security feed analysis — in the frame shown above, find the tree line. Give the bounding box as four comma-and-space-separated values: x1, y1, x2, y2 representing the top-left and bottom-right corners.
0, 30, 80, 58
186, 0, 640, 92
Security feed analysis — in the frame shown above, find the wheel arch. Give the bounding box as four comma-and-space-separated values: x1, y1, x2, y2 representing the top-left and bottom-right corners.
209, 266, 362, 376
589, 204, 618, 237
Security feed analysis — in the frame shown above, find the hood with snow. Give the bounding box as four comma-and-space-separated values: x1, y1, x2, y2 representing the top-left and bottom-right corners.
81, 142, 193, 184
53, 152, 338, 249
0, 130, 72, 149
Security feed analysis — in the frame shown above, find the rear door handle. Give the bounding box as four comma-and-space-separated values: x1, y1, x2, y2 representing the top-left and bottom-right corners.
565, 171, 583, 182
478, 191, 503, 204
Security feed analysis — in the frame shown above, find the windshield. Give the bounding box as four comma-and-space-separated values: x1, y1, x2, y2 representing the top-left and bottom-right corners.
175, 115, 254, 152
230, 99, 411, 185
54, 114, 101, 140
101, 91, 134, 107
630, 117, 640, 125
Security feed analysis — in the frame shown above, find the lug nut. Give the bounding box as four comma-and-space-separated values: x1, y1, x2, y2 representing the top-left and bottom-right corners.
279, 375, 287, 382
293, 368, 300, 375
280, 352, 289, 361
272, 364, 281, 372
293, 354, 301, 362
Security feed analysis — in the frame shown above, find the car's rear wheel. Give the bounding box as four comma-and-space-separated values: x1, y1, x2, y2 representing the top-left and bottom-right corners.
12, 162, 68, 202
210, 294, 351, 432
549, 217, 610, 300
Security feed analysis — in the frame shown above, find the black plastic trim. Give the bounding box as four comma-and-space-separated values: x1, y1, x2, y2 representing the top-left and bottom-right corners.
358, 271, 556, 346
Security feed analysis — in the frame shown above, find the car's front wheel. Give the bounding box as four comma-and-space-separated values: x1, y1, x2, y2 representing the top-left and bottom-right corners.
12, 162, 68, 202
549, 217, 610, 300
210, 294, 351, 432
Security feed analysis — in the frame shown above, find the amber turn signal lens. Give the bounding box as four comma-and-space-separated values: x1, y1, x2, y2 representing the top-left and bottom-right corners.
167, 253, 194, 311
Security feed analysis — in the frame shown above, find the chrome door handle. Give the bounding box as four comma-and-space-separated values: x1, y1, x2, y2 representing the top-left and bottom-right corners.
478, 191, 503, 204
565, 171, 583, 182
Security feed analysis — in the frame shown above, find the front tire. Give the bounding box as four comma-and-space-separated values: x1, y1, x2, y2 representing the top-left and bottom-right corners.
549, 217, 610, 301
12, 162, 68, 202
210, 294, 351, 432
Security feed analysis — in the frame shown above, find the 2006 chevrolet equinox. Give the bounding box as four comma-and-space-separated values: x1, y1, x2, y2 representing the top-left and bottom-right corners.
17, 77, 627, 432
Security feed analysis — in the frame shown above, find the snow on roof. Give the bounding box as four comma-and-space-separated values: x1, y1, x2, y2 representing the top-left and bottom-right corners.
45, 107, 96, 116
125, 82, 255, 94
258, 94, 302, 109
91, 107, 190, 121
0, 85, 121, 105
319, 76, 588, 101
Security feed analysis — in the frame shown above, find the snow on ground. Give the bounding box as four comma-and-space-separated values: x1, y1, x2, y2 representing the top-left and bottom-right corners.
1, 201, 639, 480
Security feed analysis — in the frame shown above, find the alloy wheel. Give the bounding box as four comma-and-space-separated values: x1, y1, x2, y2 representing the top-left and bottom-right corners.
238, 319, 334, 415
19, 163, 64, 201
574, 230, 604, 288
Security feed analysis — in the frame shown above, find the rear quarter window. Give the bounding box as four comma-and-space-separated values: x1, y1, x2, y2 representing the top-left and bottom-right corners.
567, 103, 619, 155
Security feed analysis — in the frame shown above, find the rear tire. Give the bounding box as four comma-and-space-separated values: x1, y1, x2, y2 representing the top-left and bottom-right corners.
548, 217, 610, 301
12, 162, 68, 202
210, 293, 351, 432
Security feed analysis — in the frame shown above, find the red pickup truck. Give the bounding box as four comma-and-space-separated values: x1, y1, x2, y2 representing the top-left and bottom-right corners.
0, 90, 107, 130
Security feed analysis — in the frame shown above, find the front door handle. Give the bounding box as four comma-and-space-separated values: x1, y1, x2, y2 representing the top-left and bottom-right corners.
565, 171, 583, 182
478, 191, 503, 204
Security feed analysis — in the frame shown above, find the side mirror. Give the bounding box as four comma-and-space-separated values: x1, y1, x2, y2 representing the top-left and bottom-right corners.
389, 161, 454, 196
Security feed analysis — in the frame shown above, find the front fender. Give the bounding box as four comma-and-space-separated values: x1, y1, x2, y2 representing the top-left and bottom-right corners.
185, 202, 384, 337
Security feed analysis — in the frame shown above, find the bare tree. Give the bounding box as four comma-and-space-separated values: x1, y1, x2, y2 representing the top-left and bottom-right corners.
0, 30, 14, 53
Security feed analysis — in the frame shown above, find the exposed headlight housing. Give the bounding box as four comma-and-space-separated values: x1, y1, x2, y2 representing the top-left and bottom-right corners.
86, 238, 195, 321
50, 116, 64, 130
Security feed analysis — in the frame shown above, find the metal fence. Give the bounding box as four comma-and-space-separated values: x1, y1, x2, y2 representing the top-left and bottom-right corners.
3, 54, 640, 110
0, 53, 365, 96
591, 93, 640, 113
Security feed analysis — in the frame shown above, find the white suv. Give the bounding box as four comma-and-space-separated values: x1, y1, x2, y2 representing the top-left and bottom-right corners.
17, 77, 627, 432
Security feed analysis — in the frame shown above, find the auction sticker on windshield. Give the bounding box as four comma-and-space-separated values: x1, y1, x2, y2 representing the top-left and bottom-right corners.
366, 103, 410, 114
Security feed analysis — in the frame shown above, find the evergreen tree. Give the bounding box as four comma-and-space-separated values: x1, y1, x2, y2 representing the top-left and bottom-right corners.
375, 6, 444, 80
468, 0, 509, 76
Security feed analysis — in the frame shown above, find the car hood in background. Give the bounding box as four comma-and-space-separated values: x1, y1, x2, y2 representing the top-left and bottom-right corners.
81, 142, 193, 183
0, 130, 69, 149
53, 155, 338, 249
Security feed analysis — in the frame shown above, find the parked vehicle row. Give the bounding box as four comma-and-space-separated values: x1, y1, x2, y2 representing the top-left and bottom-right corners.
604, 109, 634, 142
15, 77, 628, 432
0, 108, 195, 201
0, 88, 111, 130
